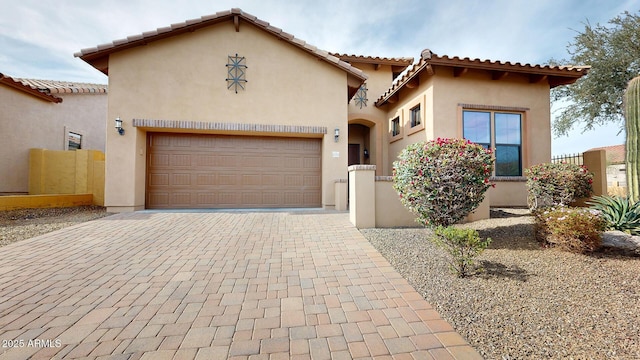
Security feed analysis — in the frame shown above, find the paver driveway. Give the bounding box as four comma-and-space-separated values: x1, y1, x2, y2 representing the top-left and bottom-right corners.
0, 211, 481, 359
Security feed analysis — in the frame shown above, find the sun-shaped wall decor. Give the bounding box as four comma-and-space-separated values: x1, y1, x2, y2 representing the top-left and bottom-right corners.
354, 83, 368, 109
226, 54, 247, 93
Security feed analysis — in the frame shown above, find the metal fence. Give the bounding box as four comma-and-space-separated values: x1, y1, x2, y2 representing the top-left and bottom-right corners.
551, 153, 583, 165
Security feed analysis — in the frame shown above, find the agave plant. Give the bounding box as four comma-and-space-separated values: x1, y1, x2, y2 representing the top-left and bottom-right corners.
587, 195, 640, 235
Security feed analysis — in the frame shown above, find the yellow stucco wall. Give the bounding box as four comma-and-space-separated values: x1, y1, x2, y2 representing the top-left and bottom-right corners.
0, 85, 106, 193
381, 66, 552, 207
105, 20, 351, 211
0, 194, 93, 211
28, 149, 105, 206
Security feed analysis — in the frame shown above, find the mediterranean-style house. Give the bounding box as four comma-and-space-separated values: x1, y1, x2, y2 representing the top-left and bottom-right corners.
75, 8, 588, 213
0, 73, 107, 194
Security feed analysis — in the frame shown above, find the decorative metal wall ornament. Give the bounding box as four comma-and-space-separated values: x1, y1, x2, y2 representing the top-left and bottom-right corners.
354, 83, 368, 109
226, 54, 247, 93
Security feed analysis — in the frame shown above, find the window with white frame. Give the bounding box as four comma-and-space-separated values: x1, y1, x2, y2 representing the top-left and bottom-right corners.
463, 110, 522, 176
68, 132, 82, 150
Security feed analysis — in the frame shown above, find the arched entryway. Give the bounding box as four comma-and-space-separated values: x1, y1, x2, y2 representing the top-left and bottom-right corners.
348, 119, 377, 167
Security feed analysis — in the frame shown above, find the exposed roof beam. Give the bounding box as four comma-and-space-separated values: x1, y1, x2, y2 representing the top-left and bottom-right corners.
387, 93, 399, 104
453, 67, 468, 77
492, 70, 509, 80
234, 15, 239, 32
406, 76, 419, 89
426, 64, 434, 76
529, 74, 548, 84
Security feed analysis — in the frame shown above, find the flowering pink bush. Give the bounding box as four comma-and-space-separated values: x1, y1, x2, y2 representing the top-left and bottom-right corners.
533, 206, 606, 253
393, 138, 494, 227
525, 162, 594, 210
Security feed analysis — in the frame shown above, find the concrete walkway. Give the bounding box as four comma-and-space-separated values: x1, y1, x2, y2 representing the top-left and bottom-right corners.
0, 211, 482, 359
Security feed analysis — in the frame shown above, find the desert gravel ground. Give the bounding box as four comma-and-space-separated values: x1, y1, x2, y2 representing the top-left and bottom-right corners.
0, 206, 111, 247
361, 209, 640, 360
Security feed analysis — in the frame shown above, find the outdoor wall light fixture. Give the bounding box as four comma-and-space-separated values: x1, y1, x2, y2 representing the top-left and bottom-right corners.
115, 117, 125, 135
334, 128, 340, 142
364, 148, 369, 159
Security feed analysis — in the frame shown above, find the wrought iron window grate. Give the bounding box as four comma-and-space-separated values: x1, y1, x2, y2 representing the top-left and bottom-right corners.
226, 54, 247, 93
354, 84, 368, 109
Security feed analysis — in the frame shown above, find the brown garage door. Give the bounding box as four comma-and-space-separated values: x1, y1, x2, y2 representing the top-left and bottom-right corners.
146, 133, 322, 209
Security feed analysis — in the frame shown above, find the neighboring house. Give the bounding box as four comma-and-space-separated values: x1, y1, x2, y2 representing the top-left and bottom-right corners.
0, 73, 107, 194
587, 144, 626, 188
75, 8, 588, 212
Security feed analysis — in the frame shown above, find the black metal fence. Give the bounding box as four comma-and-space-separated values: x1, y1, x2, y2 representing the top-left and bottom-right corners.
551, 153, 583, 165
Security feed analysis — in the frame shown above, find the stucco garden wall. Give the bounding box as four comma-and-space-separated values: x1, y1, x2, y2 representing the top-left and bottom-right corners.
348, 165, 489, 229
28, 148, 105, 206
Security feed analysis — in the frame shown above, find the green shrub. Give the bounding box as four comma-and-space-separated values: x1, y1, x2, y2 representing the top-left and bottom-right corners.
533, 206, 606, 253
525, 162, 594, 210
587, 195, 640, 235
393, 138, 494, 227
433, 226, 492, 277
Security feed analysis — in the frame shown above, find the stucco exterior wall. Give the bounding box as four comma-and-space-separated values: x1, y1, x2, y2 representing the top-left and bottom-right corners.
381, 67, 552, 207
347, 63, 399, 175
0, 85, 106, 193
105, 20, 350, 211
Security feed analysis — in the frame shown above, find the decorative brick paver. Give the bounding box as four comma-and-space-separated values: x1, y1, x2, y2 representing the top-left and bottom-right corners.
0, 211, 482, 359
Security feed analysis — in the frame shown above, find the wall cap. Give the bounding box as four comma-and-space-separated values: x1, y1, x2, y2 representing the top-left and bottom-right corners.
348, 165, 377, 172
491, 176, 527, 182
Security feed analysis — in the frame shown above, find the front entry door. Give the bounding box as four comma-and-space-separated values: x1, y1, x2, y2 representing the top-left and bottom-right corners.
348, 144, 360, 166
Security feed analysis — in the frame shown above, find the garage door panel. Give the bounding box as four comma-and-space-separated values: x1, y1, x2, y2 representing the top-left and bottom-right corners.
262, 174, 283, 187
172, 173, 192, 186
149, 173, 169, 187
262, 192, 282, 205
196, 193, 216, 205
172, 136, 192, 147
284, 157, 303, 168
148, 192, 169, 205
242, 174, 261, 186
147, 133, 321, 209
171, 192, 192, 206
196, 174, 216, 186
150, 154, 170, 167
304, 192, 321, 204
304, 175, 320, 187
170, 154, 192, 167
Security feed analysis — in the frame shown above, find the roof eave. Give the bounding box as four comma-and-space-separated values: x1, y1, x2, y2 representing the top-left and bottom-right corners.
374, 58, 589, 106
76, 9, 368, 83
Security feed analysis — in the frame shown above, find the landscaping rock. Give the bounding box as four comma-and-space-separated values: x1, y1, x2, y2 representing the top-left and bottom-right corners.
602, 230, 640, 254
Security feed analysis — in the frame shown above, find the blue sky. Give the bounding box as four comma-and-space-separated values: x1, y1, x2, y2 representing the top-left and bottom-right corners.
1, 0, 637, 155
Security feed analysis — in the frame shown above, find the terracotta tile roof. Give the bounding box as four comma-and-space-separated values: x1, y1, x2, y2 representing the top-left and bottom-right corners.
0, 73, 107, 103
1, 72, 62, 103
330, 53, 414, 67
75, 8, 367, 88
15, 78, 108, 94
375, 49, 590, 106
587, 144, 625, 164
